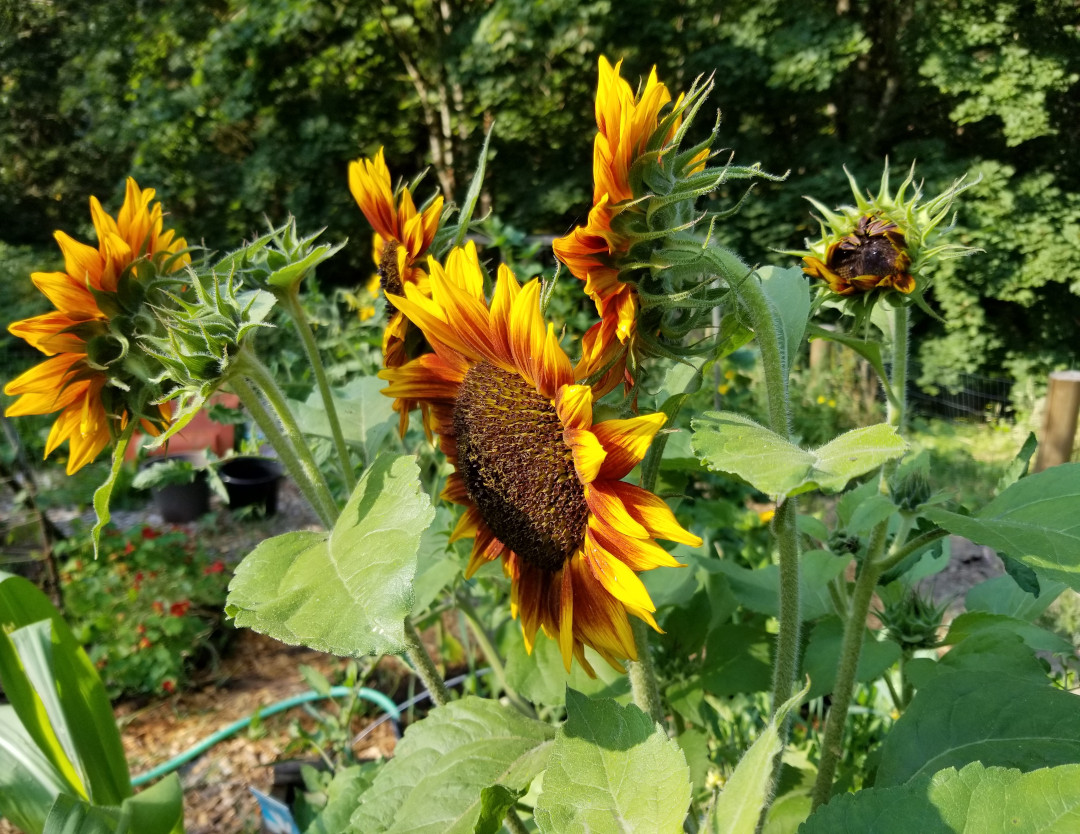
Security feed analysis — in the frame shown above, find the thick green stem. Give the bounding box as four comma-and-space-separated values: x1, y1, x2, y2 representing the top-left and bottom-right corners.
457, 593, 536, 718
404, 619, 452, 707
233, 351, 339, 525
629, 618, 665, 724
280, 288, 358, 491
229, 371, 337, 529
504, 809, 530, 834
812, 302, 912, 807
732, 275, 801, 719
811, 522, 887, 808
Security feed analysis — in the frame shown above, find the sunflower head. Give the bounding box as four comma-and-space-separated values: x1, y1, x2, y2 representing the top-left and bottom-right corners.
349, 147, 445, 434
555, 56, 780, 393
380, 246, 702, 675
800, 161, 981, 317
4, 178, 188, 473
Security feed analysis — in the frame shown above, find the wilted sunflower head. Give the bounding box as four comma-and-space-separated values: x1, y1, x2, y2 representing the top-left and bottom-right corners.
379, 246, 701, 674
349, 147, 444, 433
4, 178, 188, 473
799, 160, 980, 316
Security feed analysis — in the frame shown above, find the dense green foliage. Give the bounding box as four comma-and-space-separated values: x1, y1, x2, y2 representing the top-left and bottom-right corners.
2, 0, 1078, 384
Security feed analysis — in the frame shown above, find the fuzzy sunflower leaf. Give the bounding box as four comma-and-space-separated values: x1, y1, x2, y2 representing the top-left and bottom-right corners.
875, 672, 1080, 787
800, 762, 1080, 834
533, 690, 691, 834
756, 265, 810, 376
691, 412, 907, 497
287, 376, 396, 469
225, 453, 434, 657
923, 464, 1080, 592
805, 323, 897, 407
706, 682, 808, 834
350, 697, 555, 834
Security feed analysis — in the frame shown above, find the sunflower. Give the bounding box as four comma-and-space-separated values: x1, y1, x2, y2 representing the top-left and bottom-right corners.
349, 147, 444, 433
4, 178, 188, 474
802, 213, 914, 296
380, 243, 701, 674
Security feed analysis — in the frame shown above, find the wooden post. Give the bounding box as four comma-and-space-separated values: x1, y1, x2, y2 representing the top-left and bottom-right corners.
1034, 370, 1080, 472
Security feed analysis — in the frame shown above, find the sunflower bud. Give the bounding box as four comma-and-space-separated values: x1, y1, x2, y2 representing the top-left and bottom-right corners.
798, 161, 980, 319
876, 586, 948, 651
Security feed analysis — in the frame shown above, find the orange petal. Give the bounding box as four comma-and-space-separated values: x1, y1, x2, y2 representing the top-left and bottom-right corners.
554, 384, 593, 430
593, 412, 666, 480
536, 322, 574, 399
585, 481, 650, 539
606, 481, 702, 546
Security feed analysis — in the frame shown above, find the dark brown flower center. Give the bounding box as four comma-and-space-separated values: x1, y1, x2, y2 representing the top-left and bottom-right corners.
379, 240, 404, 301
830, 215, 910, 280
453, 362, 589, 573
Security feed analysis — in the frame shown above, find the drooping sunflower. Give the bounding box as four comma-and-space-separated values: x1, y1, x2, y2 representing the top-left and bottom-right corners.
349, 147, 444, 433
5, 178, 189, 474
802, 213, 914, 296
380, 243, 701, 674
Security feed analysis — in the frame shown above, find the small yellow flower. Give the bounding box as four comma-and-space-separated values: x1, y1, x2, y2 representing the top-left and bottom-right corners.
717, 384, 730, 396
816, 395, 826, 405
828, 399, 837, 408
758, 508, 775, 524
724, 369, 736, 381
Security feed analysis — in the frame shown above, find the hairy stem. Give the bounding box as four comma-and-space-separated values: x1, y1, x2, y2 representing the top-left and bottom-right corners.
280, 288, 357, 491
233, 351, 339, 525
229, 369, 337, 529
629, 618, 665, 724
404, 619, 452, 707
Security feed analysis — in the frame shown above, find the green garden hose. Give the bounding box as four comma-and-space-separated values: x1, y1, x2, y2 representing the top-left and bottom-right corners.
129, 686, 401, 787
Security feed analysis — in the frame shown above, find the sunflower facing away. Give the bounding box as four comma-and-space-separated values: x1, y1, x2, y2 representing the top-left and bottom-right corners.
553, 56, 684, 391
349, 147, 444, 433
5, 178, 188, 474
802, 213, 914, 296
380, 243, 701, 674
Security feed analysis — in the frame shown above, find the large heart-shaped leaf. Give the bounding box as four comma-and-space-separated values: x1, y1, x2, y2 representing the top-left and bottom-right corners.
801, 762, 1080, 833
923, 463, 1080, 590
350, 697, 555, 833
692, 412, 906, 497
876, 672, 1080, 786
226, 453, 435, 657
534, 689, 691, 833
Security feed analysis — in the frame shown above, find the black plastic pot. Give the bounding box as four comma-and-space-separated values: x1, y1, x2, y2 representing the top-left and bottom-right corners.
143, 454, 210, 523
219, 457, 284, 516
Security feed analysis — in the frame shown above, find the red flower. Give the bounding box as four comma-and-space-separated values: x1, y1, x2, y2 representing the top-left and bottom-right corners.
152, 601, 164, 615
162, 680, 175, 694
204, 560, 226, 575
124, 542, 135, 556
141, 525, 161, 540
170, 600, 190, 617
138, 636, 152, 650
136, 624, 146, 634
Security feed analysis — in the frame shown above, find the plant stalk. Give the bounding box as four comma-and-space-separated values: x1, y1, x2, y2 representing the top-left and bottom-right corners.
228, 368, 338, 529
629, 618, 665, 724
279, 288, 358, 490
404, 619, 452, 707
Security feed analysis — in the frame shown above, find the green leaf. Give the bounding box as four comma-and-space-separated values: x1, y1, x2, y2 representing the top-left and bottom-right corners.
473, 784, 525, 834
942, 611, 1073, 654
350, 697, 555, 834
876, 672, 1080, 787
450, 125, 493, 250
698, 623, 774, 697
712, 550, 851, 622
801, 762, 1080, 833
288, 376, 396, 468
964, 574, 1066, 621
305, 763, 378, 834
801, 618, 902, 700
996, 432, 1038, 494
42, 774, 183, 834
411, 506, 465, 615
707, 684, 808, 834
691, 412, 906, 497
805, 324, 896, 407
0, 574, 130, 806
923, 464, 1080, 591
0, 705, 69, 834
227, 454, 435, 657
904, 631, 1047, 689
534, 690, 692, 834
91, 424, 135, 558
757, 265, 810, 375
503, 633, 629, 708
